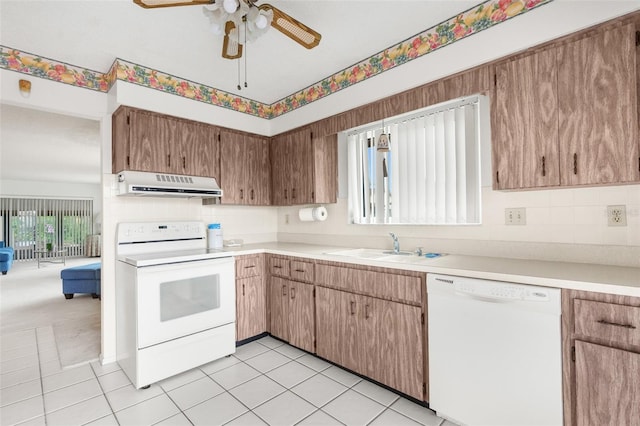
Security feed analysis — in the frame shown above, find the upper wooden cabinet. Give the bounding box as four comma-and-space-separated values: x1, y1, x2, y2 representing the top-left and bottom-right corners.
270, 129, 337, 206
112, 106, 220, 180
492, 22, 639, 190
219, 130, 271, 205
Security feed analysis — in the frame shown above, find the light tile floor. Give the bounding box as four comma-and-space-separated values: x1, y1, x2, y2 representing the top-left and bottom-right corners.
1, 333, 455, 426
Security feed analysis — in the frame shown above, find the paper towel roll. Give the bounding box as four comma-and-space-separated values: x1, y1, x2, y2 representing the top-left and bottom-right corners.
298, 206, 328, 222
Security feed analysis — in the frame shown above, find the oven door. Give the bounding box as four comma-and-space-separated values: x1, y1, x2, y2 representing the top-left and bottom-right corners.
136, 256, 235, 349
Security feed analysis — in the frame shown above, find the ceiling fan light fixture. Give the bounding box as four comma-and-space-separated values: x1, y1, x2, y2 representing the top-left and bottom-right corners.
222, 0, 238, 14
255, 13, 268, 29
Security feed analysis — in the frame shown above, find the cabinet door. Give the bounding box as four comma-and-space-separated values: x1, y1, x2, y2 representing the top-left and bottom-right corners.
316, 287, 363, 372
558, 23, 639, 186
112, 107, 130, 173
369, 298, 424, 400
220, 130, 246, 204
181, 122, 219, 179
129, 110, 173, 173
245, 135, 271, 205
288, 281, 315, 353
290, 130, 314, 204
312, 134, 338, 204
236, 275, 266, 341
270, 135, 290, 205
269, 276, 289, 341
575, 340, 640, 426
493, 50, 560, 189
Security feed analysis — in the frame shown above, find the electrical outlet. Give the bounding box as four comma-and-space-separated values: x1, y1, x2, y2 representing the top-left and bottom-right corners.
505, 208, 526, 225
607, 205, 627, 226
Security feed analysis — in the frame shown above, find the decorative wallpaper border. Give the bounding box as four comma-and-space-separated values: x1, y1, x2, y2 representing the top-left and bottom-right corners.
0, 0, 551, 120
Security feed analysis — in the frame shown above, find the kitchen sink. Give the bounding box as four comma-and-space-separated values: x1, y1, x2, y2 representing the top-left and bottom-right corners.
325, 248, 444, 263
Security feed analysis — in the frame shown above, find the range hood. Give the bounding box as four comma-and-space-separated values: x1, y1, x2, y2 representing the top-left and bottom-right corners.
117, 171, 223, 198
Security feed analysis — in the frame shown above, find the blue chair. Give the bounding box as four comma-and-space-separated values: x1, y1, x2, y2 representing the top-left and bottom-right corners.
0, 242, 14, 275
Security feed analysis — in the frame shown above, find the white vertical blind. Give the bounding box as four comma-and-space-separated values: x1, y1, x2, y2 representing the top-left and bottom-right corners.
347, 96, 482, 225
0, 197, 94, 261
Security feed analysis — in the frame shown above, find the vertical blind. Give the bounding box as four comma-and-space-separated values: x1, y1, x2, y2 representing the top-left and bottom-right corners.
0, 197, 93, 261
348, 97, 481, 225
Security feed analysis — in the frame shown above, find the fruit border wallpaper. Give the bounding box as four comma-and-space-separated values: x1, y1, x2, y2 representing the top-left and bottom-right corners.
0, 0, 551, 119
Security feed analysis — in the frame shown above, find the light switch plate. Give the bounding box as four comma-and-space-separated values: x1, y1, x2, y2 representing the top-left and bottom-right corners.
505, 208, 526, 225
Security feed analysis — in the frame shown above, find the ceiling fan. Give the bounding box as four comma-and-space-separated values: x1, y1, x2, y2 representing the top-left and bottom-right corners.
133, 0, 321, 60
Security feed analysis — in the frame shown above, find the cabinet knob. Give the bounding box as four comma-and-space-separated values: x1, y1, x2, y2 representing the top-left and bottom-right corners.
240, 189, 244, 200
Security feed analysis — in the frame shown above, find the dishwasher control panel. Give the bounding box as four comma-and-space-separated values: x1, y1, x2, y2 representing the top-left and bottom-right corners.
434, 275, 551, 301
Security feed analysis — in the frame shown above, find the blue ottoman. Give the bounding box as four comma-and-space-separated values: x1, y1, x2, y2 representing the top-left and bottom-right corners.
0, 241, 14, 275
61, 263, 101, 299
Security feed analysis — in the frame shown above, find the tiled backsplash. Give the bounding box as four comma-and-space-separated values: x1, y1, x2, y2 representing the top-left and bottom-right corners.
277, 185, 640, 267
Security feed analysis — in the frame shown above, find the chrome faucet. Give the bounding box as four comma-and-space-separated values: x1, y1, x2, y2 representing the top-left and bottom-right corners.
389, 232, 400, 254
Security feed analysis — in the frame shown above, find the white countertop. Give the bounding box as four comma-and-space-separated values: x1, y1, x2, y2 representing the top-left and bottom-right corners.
220, 242, 640, 297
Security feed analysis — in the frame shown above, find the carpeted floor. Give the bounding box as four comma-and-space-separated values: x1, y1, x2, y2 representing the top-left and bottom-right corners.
0, 257, 101, 367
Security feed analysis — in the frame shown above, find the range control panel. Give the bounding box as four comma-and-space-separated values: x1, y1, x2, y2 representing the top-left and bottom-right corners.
117, 221, 205, 244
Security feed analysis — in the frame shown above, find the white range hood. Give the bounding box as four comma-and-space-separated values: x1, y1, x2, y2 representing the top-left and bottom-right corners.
117, 171, 223, 199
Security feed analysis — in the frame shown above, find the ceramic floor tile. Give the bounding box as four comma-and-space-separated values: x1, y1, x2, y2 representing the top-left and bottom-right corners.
45, 394, 111, 426
44, 378, 102, 413
159, 368, 206, 392
441, 420, 459, 426
274, 344, 306, 359
199, 354, 240, 375
233, 341, 270, 361
266, 361, 316, 389
14, 415, 46, 426
323, 389, 385, 426
114, 393, 180, 426
290, 373, 348, 407
295, 354, 331, 372
209, 362, 260, 390
321, 366, 362, 387
0, 378, 42, 408
296, 410, 345, 426
83, 414, 119, 426
1, 330, 36, 350
225, 411, 269, 426
97, 369, 130, 393
1, 365, 41, 389
154, 412, 193, 426
252, 391, 315, 426
228, 375, 286, 409
389, 398, 444, 426
105, 383, 164, 412
167, 376, 225, 410
42, 364, 94, 393
0, 395, 44, 425
37, 348, 59, 363
1, 344, 38, 361
255, 336, 285, 349
244, 349, 291, 373
39, 359, 62, 377
369, 408, 423, 425
90, 360, 121, 377
352, 380, 399, 406
0, 354, 39, 374
183, 391, 248, 425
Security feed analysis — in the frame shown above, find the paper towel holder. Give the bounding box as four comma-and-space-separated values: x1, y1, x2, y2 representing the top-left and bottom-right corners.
298, 205, 328, 222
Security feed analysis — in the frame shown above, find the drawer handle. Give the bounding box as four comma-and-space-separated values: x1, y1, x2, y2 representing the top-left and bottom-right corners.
282, 285, 287, 297
273, 265, 282, 269
242, 284, 245, 296
294, 269, 305, 273
243, 265, 255, 269
350, 301, 356, 316
291, 287, 296, 300
597, 319, 636, 329
365, 304, 370, 319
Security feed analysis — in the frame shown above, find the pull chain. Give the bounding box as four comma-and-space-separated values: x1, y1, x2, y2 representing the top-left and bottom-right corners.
237, 56, 241, 90
244, 21, 248, 88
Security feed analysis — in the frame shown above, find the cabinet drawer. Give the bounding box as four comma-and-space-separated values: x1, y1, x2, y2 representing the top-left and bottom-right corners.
574, 299, 640, 347
316, 264, 422, 305
290, 260, 314, 283
270, 257, 290, 277
235, 255, 263, 279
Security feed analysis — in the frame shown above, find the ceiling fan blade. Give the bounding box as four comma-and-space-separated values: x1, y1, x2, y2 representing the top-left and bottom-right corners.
222, 21, 243, 59
259, 4, 321, 49
133, 0, 211, 9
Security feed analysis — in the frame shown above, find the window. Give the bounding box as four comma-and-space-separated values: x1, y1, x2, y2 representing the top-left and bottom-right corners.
347, 96, 484, 225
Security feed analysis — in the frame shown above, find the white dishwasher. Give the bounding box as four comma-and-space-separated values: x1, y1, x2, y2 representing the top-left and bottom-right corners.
427, 274, 563, 426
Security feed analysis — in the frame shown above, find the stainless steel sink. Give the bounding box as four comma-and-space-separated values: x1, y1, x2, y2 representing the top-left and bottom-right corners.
381, 250, 414, 256
324, 248, 444, 263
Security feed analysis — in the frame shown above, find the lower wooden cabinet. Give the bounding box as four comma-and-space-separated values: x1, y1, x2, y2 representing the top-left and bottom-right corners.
316, 286, 424, 400
269, 277, 315, 353
574, 340, 640, 425
562, 289, 640, 426
235, 255, 266, 341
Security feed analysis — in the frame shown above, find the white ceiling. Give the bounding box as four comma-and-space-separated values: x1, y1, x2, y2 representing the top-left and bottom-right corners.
0, 0, 479, 103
